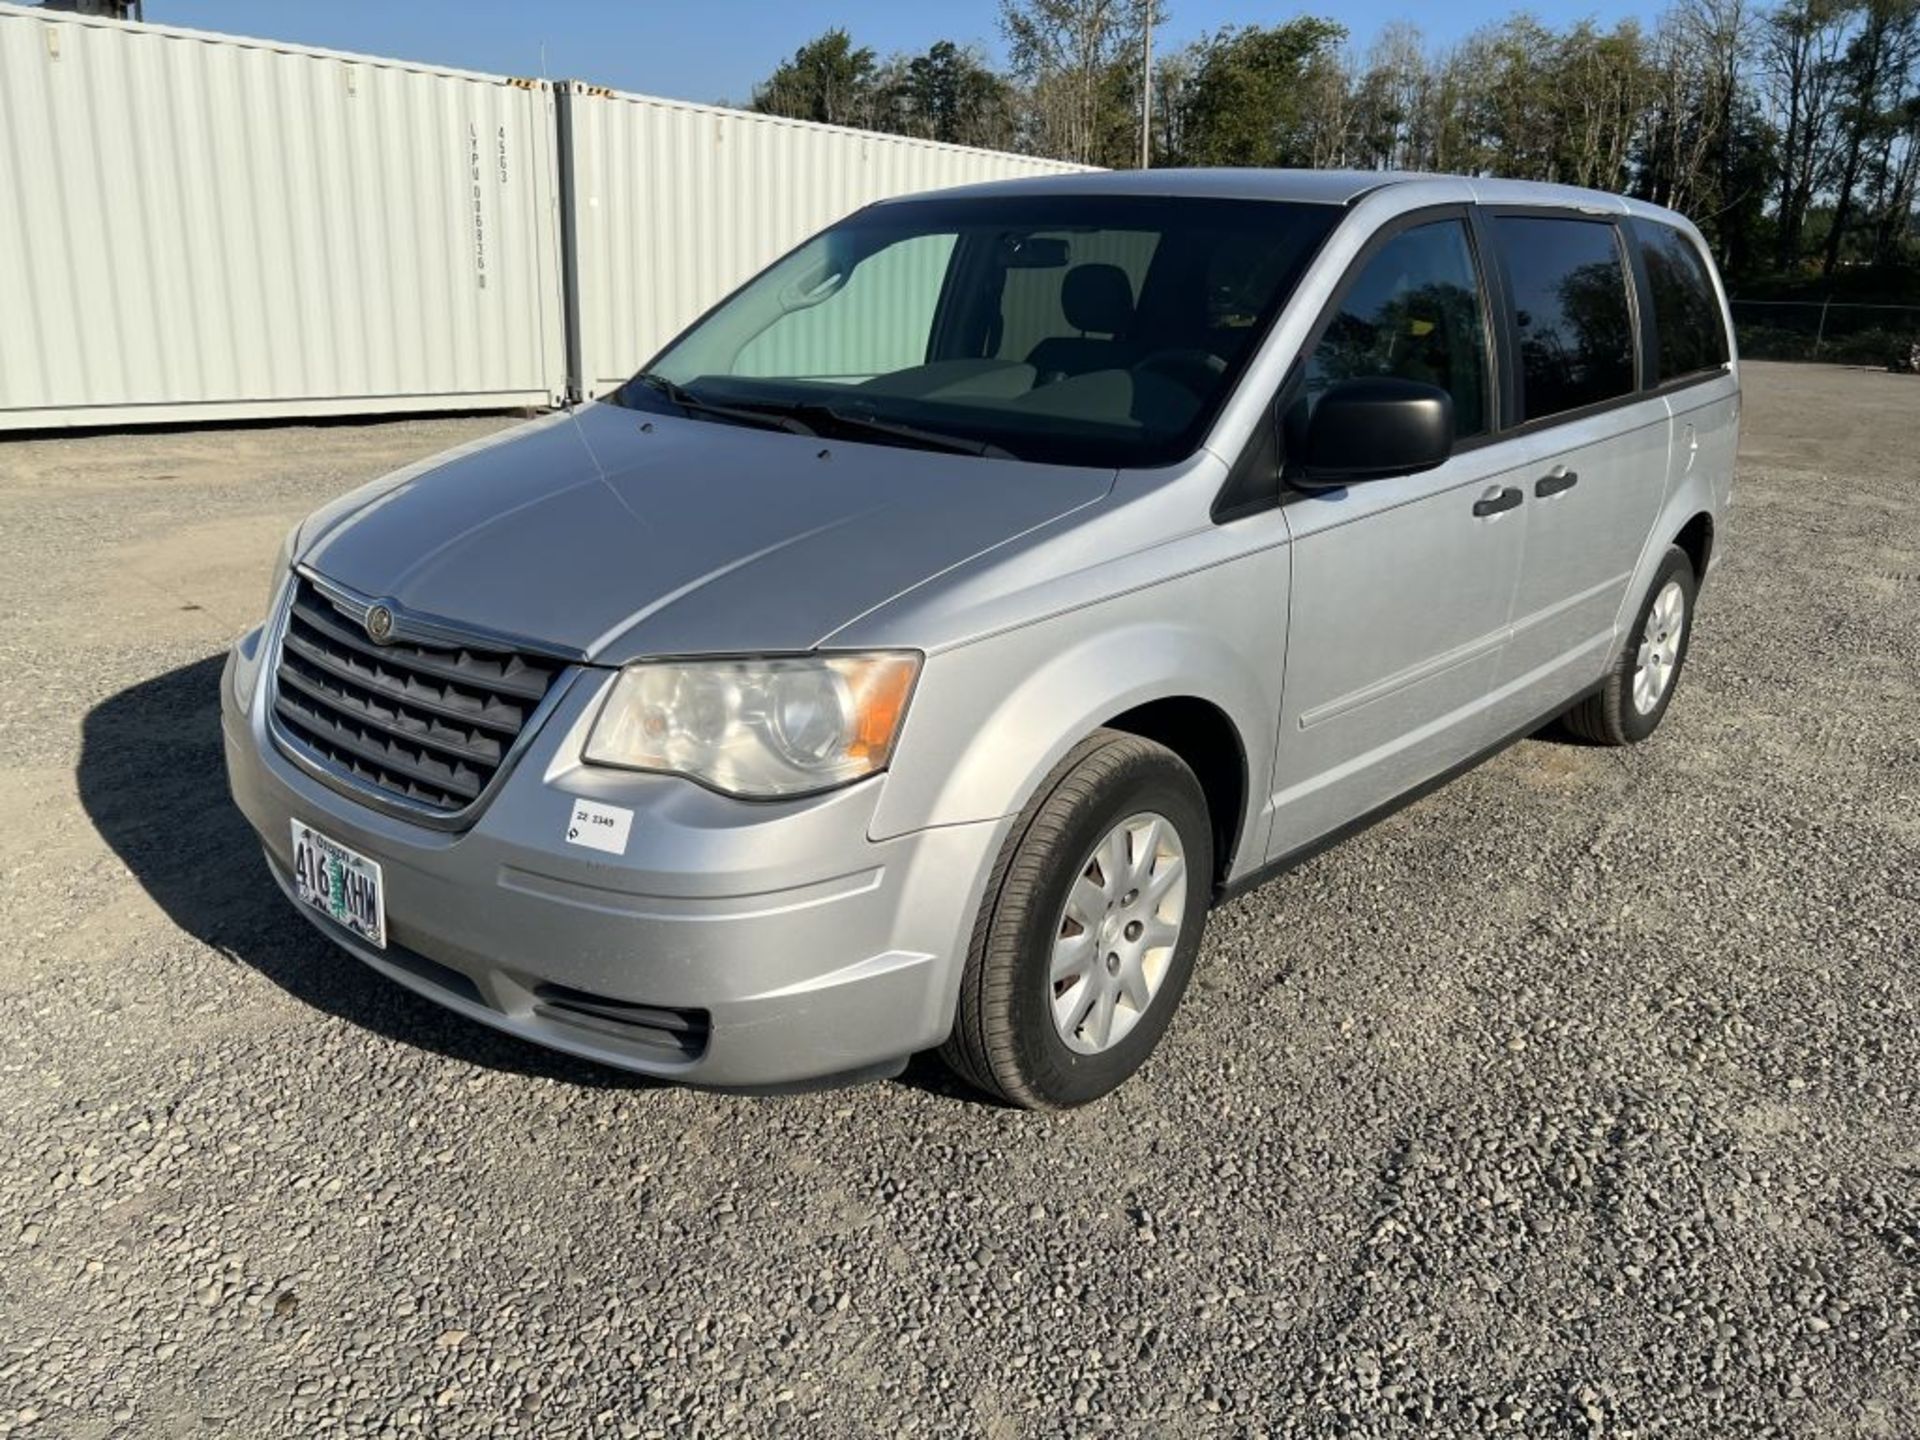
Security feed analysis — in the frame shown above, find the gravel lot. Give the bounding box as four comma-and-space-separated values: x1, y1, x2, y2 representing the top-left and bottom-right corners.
1, 362, 1916, 1439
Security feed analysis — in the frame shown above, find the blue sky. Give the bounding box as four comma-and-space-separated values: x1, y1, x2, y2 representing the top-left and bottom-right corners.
158, 1, 1661, 106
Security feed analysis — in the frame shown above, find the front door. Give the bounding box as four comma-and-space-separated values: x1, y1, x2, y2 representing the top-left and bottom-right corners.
1268, 213, 1528, 858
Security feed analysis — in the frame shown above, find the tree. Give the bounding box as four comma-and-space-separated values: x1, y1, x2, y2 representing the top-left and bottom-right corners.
1552, 22, 1653, 191
1171, 20, 1348, 167
1764, 0, 1852, 269
737, 3, 1920, 294
1000, 0, 1155, 165
751, 30, 881, 129
1300, 45, 1362, 167
1148, 47, 1197, 161
1419, 42, 1491, 173
1867, 92, 1920, 260
889, 41, 1016, 149
1822, 0, 1920, 274
1471, 17, 1562, 179
1689, 0, 1758, 205
1638, 12, 1728, 212
1349, 24, 1431, 170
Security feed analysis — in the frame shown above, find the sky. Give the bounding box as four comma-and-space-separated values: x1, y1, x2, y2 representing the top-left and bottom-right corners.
154, 0, 1663, 108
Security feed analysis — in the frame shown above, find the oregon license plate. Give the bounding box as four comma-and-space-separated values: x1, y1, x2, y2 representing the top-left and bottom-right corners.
289, 820, 386, 949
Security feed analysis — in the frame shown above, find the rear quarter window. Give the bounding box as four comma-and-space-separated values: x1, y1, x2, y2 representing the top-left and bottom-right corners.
1492, 215, 1636, 422
1637, 221, 1730, 382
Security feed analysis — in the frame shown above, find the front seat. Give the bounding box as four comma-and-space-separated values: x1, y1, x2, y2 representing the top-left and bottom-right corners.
1027, 263, 1137, 383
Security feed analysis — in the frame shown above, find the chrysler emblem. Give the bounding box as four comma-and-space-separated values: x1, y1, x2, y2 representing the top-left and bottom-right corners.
364, 604, 396, 644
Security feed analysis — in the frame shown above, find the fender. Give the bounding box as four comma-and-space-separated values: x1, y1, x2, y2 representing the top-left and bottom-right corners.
868, 551, 1290, 877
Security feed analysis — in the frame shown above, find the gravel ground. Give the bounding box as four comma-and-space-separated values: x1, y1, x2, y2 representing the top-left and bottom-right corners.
1, 363, 1916, 1439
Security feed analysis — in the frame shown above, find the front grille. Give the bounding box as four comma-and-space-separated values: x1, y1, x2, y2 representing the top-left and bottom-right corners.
270, 576, 562, 815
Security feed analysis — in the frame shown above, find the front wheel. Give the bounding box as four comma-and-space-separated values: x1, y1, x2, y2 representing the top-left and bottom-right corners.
1564, 545, 1698, 745
940, 730, 1213, 1109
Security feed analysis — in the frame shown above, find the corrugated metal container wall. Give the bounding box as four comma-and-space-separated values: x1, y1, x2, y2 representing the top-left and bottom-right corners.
560, 85, 1090, 398
0, 4, 567, 430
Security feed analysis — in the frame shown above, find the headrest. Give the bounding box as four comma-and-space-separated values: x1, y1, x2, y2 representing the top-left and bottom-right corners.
1061, 263, 1134, 336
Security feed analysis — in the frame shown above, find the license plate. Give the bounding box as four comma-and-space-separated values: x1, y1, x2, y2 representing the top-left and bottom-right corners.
289, 820, 386, 949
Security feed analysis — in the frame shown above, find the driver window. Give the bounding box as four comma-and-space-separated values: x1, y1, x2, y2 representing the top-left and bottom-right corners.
1303, 220, 1490, 439
734, 233, 958, 381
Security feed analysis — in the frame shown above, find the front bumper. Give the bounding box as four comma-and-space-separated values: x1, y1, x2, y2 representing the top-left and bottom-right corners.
221, 636, 1008, 1088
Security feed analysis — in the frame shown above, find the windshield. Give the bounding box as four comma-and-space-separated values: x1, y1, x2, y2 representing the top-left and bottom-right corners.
615, 195, 1340, 468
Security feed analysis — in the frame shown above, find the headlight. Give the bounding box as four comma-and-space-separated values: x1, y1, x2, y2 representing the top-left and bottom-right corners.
583, 653, 920, 798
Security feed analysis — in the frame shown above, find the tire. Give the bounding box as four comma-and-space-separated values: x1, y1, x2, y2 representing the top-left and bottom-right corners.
940, 729, 1214, 1109
1564, 545, 1698, 746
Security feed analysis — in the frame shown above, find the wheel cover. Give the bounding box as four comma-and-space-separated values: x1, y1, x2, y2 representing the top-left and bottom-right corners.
1632, 579, 1687, 716
1048, 811, 1188, 1055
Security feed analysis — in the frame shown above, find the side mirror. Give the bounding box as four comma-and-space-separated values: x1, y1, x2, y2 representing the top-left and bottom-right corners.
1296, 377, 1453, 486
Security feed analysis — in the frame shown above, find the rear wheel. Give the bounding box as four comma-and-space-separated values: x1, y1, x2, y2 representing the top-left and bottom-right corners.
1564, 545, 1697, 745
940, 730, 1212, 1109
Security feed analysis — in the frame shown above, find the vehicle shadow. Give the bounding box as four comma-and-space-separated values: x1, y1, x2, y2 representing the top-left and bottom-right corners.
77, 654, 653, 1089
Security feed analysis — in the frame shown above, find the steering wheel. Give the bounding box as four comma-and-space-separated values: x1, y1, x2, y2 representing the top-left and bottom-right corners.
1131, 348, 1228, 395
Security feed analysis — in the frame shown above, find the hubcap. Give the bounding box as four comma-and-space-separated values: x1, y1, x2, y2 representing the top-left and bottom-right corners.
1049, 812, 1188, 1055
1633, 579, 1687, 716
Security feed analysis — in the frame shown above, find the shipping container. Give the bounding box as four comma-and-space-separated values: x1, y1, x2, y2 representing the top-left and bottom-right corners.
0, 4, 569, 430
557, 84, 1088, 400
0, 5, 1094, 432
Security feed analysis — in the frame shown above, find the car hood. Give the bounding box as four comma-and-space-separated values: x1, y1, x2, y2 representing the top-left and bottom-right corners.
302, 402, 1114, 663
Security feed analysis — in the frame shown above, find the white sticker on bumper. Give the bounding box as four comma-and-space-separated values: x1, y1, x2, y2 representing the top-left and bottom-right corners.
564, 798, 634, 856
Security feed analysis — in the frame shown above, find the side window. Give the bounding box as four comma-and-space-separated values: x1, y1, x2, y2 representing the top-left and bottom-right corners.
734, 233, 958, 381
1302, 219, 1490, 439
1637, 222, 1729, 382
1492, 216, 1635, 420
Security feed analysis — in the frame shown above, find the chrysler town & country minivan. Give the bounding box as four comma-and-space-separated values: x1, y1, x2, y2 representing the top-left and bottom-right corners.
223, 170, 1738, 1107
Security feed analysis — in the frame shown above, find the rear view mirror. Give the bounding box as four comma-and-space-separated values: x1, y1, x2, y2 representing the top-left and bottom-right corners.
1000, 235, 1070, 269
1296, 377, 1453, 485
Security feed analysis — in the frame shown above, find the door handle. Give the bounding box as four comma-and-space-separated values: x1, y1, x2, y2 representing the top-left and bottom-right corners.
1534, 468, 1579, 498
1472, 486, 1523, 518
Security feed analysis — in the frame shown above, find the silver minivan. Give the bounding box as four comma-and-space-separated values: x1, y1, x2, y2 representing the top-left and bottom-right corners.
223, 170, 1737, 1107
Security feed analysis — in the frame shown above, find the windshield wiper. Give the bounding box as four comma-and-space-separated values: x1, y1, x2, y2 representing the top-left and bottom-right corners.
628, 372, 817, 437
779, 402, 1014, 459
630, 377, 1010, 458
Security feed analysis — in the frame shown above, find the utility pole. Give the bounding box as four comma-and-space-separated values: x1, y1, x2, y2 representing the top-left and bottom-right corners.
1140, 0, 1154, 169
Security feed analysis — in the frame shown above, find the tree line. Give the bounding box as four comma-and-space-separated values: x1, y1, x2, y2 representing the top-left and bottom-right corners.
745, 0, 1920, 296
